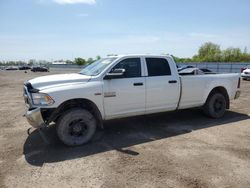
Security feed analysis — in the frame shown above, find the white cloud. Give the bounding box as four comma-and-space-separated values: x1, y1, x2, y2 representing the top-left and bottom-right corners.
77, 13, 89, 17
188, 32, 217, 39
53, 0, 96, 5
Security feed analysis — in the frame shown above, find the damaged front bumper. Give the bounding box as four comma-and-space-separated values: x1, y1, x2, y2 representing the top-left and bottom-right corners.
25, 108, 45, 129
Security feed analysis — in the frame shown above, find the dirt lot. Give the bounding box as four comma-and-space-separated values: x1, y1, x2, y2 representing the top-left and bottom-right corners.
0, 69, 250, 188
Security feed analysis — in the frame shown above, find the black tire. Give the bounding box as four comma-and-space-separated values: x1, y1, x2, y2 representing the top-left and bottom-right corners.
56, 108, 97, 146
203, 93, 227, 118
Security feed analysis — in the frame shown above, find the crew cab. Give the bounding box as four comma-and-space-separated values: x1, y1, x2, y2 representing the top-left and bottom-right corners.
23, 55, 241, 146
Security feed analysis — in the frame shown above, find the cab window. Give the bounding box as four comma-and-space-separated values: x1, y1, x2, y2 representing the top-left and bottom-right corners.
112, 58, 141, 78
146, 58, 171, 76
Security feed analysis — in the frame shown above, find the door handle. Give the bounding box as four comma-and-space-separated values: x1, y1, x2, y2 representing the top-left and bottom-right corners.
133, 82, 143, 86
168, 80, 177, 84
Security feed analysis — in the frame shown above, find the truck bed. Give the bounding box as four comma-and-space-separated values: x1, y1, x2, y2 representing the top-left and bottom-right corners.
178, 73, 240, 109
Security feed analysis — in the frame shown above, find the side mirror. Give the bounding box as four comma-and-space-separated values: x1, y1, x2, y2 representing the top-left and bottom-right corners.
104, 68, 125, 80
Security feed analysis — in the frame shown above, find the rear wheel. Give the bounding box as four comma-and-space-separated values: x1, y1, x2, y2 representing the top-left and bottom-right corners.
203, 93, 227, 118
56, 108, 97, 146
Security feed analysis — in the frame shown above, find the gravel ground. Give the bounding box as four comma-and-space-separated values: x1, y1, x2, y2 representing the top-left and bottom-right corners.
0, 69, 250, 188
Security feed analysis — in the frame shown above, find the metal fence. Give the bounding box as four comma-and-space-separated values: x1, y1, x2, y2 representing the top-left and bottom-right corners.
177, 62, 250, 73
49, 64, 85, 69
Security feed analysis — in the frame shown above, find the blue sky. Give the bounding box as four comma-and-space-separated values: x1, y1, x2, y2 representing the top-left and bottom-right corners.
0, 0, 250, 61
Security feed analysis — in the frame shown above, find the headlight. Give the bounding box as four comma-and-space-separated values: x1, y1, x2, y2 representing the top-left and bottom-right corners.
31, 93, 54, 106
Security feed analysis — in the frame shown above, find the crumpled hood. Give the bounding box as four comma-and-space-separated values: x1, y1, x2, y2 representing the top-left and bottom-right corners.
28, 73, 91, 90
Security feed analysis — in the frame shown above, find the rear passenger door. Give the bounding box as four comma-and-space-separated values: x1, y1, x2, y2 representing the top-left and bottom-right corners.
145, 57, 180, 113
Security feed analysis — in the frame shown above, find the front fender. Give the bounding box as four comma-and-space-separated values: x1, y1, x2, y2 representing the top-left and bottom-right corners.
41, 81, 104, 118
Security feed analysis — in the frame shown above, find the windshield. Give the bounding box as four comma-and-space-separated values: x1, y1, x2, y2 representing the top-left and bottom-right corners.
79, 58, 117, 76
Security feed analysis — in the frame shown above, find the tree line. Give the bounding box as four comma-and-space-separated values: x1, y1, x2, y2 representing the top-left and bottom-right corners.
173, 42, 250, 63
73, 55, 101, 66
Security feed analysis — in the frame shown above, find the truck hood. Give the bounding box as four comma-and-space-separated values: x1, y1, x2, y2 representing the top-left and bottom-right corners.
28, 73, 91, 90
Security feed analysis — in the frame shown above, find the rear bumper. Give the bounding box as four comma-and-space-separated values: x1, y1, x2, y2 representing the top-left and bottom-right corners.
25, 108, 45, 129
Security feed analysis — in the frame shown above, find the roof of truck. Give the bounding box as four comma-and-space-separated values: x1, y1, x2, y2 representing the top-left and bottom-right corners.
107, 54, 172, 58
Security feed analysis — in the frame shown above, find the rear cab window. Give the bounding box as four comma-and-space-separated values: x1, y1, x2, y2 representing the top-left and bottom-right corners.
145, 58, 171, 76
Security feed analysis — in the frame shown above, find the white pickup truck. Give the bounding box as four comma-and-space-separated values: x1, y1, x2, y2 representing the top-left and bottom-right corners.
24, 55, 241, 146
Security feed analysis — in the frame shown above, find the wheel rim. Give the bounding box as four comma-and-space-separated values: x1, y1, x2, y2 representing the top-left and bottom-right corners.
213, 98, 224, 113
68, 119, 88, 137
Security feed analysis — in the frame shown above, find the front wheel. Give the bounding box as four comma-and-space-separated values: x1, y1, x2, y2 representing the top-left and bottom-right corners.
203, 93, 227, 118
56, 108, 97, 146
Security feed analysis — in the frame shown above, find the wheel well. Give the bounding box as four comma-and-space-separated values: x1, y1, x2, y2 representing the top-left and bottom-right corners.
48, 98, 103, 128
207, 87, 230, 109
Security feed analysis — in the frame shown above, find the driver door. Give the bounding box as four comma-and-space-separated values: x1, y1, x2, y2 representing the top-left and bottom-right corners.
103, 58, 146, 119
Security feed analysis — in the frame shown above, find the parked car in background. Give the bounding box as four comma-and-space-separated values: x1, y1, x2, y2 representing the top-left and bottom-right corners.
31, 66, 49, 72
200, 68, 216, 74
5, 66, 18, 70
179, 68, 215, 75
19, 65, 31, 70
241, 66, 250, 80
177, 65, 194, 72
178, 67, 205, 75
200, 68, 212, 73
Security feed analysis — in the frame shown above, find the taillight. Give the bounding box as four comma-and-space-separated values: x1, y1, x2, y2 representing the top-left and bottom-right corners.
237, 77, 241, 88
